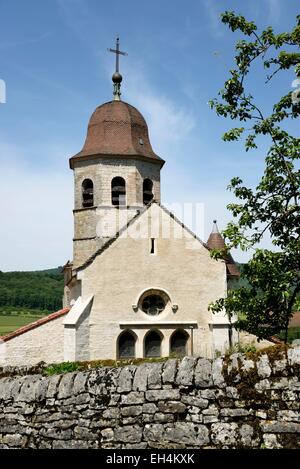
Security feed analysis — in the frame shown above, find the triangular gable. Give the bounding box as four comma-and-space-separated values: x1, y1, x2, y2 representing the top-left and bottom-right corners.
76, 202, 211, 273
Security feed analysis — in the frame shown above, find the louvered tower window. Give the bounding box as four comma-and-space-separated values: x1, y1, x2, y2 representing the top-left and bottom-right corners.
112, 177, 126, 206
82, 179, 94, 208
143, 178, 153, 205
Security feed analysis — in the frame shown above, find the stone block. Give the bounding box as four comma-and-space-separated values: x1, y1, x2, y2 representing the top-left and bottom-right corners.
220, 408, 249, 417
145, 389, 180, 402
143, 423, 164, 442
164, 422, 209, 446
46, 375, 62, 399
142, 403, 157, 414
148, 363, 163, 389
262, 421, 300, 433
121, 392, 145, 405
114, 425, 142, 443
194, 359, 213, 388
73, 372, 89, 395
153, 413, 174, 423
176, 357, 196, 386
257, 355, 271, 378
103, 407, 120, 419
212, 358, 226, 388
157, 401, 186, 414
211, 423, 238, 447
121, 406, 143, 417
181, 395, 208, 409
117, 366, 136, 393
132, 363, 150, 391
162, 360, 177, 384
101, 428, 114, 442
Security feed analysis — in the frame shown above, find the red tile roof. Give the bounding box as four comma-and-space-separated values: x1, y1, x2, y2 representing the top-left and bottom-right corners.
290, 311, 300, 328
206, 222, 240, 278
70, 100, 165, 168
206, 232, 226, 251
0, 308, 70, 343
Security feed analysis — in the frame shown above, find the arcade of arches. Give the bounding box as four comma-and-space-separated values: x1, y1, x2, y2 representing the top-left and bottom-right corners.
117, 328, 189, 359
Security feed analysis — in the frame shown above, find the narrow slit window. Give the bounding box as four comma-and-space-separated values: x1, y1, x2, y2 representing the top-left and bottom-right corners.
150, 238, 155, 254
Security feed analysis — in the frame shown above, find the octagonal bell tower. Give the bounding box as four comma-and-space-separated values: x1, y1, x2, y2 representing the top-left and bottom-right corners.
69, 42, 165, 268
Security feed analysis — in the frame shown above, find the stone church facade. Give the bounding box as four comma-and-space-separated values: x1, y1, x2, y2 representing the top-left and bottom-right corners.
0, 77, 241, 366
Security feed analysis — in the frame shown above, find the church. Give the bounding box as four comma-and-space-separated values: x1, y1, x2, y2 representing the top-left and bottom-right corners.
0, 40, 241, 367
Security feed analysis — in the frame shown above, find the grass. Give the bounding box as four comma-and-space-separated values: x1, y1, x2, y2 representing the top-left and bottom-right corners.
44, 357, 172, 376
0, 306, 51, 316
0, 314, 44, 335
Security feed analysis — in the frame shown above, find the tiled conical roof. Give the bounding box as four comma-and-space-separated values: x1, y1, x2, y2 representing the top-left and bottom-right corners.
207, 220, 240, 278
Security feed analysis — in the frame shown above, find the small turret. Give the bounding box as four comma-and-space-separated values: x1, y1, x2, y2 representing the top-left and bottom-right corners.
207, 220, 240, 278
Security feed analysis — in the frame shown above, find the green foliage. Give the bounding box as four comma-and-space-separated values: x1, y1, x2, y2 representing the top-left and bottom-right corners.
44, 362, 81, 376
44, 357, 171, 375
209, 12, 300, 342
225, 342, 257, 356
0, 268, 64, 313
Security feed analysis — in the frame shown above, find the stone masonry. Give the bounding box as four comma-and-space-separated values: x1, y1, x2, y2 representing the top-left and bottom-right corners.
0, 348, 299, 449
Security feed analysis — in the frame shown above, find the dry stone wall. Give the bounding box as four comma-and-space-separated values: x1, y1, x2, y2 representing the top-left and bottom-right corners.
0, 348, 300, 449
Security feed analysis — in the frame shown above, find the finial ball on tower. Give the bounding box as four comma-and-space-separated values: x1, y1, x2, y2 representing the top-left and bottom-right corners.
112, 72, 123, 84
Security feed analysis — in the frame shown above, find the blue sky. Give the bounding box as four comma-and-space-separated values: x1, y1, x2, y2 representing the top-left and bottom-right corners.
0, 0, 299, 271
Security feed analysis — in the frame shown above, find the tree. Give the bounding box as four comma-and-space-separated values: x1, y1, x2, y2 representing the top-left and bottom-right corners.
208, 11, 300, 343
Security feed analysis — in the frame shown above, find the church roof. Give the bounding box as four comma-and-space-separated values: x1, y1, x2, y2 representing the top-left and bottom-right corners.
0, 308, 70, 343
73, 205, 239, 279
70, 100, 165, 168
206, 220, 227, 251
206, 220, 240, 278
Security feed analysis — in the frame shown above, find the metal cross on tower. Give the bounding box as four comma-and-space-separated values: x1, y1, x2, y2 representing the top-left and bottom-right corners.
108, 37, 128, 101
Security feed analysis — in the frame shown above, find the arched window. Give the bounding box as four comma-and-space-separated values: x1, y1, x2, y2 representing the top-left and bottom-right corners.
82, 179, 94, 208
112, 177, 126, 206
144, 330, 162, 358
143, 179, 153, 205
118, 330, 136, 359
170, 330, 189, 357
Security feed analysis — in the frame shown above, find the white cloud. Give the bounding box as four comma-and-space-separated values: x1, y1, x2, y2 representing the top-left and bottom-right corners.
122, 68, 196, 156
130, 93, 195, 151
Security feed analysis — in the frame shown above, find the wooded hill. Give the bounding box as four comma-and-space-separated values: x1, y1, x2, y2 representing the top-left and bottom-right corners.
0, 268, 64, 314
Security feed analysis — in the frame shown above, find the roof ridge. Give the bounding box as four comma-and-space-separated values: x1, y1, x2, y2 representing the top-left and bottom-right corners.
158, 202, 207, 249
76, 201, 211, 272
76, 206, 149, 272
0, 308, 70, 343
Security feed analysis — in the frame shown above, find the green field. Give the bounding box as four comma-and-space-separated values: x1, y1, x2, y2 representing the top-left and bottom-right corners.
0, 315, 44, 335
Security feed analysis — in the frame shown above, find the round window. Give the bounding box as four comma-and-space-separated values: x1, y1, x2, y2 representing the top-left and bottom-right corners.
142, 295, 165, 316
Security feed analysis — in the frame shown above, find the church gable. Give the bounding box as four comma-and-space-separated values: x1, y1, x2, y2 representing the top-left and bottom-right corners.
76, 202, 227, 361
76, 202, 217, 274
